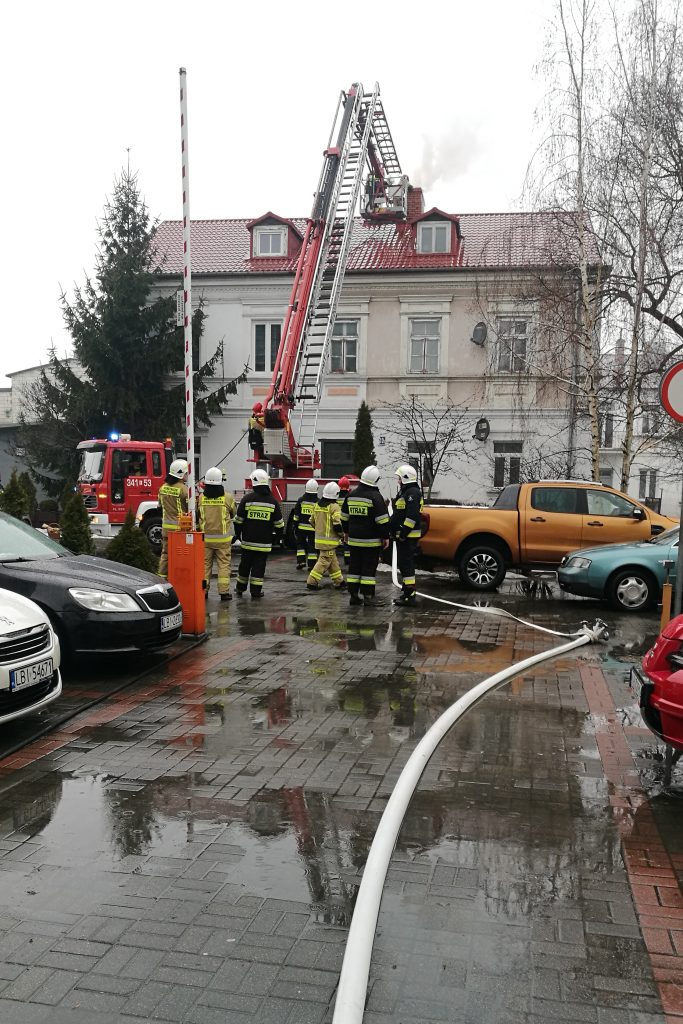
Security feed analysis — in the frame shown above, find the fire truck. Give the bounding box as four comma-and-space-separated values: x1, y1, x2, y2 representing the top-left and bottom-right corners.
249, 81, 407, 510
76, 433, 173, 552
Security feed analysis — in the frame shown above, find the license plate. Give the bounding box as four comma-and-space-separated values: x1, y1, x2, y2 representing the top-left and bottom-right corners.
161, 611, 183, 633
10, 659, 54, 692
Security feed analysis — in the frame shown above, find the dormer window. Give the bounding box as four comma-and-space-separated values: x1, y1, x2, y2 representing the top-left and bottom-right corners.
254, 226, 286, 257
417, 222, 450, 254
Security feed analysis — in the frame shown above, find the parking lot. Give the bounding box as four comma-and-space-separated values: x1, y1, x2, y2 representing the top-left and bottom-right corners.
0, 555, 681, 1023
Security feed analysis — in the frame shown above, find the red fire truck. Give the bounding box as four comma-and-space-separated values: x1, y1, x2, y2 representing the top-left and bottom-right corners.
76, 433, 173, 553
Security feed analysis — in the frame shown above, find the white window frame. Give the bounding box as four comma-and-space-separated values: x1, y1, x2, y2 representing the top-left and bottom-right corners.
408, 318, 441, 374
496, 318, 530, 373
254, 226, 287, 257
639, 468, 658, 500
253, 322, 282, 374
330, 320, 359, 374
417, 221, 450, 254
493, 441, 523, 487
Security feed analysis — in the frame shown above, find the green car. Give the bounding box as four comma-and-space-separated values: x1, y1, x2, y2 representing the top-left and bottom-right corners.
558, 526, 679, 612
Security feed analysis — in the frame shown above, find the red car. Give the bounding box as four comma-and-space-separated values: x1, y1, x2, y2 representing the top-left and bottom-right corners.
636, 614, 683, 751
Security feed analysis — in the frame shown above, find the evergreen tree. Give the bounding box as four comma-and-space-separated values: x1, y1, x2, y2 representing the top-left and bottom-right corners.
0, 470, 30, 521
59, 492, 94, 555
20, 170, 246, 493
352, 402, 377, 474
106, 510, 158, 573
17, 472, 37, 517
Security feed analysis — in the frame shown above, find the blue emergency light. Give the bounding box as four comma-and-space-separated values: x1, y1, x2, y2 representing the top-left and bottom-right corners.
109, 432, 120, 442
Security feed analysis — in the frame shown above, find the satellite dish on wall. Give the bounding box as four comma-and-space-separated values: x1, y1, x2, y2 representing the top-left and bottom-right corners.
471, 322, 487, 346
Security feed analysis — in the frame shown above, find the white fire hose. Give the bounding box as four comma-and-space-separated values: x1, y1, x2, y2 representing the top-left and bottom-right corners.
331, 547, 608, 1024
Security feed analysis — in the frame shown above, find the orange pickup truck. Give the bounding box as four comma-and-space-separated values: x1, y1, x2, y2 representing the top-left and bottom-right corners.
419, 480, 676, 591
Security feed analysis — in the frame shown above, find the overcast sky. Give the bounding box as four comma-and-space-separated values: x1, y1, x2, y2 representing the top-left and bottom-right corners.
3, 0, 549, 385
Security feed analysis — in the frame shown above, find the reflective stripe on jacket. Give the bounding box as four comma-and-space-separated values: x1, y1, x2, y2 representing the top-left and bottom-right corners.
341, 483, 390, 548
198, 492, 236, 543
390, 483, 424, 540
310, 500, 343, 548
159, 482, 188, 531
293, 495, 316, 532
233, 488, 285, 553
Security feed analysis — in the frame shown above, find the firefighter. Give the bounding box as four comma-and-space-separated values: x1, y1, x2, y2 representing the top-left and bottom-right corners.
337, 476, 352, 566
292, 479, 319, 571
390, 464, 424, 606
248, 402, 265, 461
341, 465, 390, 606
198, 466, 237, 601
307, 481, 346, 591
233, 468, 284, 599
157, 458, 189, 579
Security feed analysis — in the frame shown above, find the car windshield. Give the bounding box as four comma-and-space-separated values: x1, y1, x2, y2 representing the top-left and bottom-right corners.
78, 446, 105, 482
0, 512, 66, 561
649, 527, 679, 546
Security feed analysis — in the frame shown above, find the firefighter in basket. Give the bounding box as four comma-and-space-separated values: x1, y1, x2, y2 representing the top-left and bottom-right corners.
390, 464, 423, 606
248, 403, 266, 462
198, 466, 237, 601
157, 459, 189, 579
292, 479, 319, 571
233, 469, 284, 599
307, 482, 346, 591
341, 466, 390, 606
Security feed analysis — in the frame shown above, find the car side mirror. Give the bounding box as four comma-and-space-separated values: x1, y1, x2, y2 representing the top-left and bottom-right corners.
632, 508, 646, 519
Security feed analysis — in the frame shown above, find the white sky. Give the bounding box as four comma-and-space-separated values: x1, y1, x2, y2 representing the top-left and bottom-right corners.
2, 0, 550, 384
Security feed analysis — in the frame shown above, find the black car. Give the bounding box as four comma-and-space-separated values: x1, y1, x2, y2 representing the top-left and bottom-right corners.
0, 512, 182, 655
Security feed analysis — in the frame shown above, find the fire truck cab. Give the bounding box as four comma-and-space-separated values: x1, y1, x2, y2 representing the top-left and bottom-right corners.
76, 434, 173, 553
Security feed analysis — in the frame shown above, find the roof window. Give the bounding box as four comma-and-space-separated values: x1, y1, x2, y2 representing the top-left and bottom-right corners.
254, 226, 286, 257
417, 221, 450, 254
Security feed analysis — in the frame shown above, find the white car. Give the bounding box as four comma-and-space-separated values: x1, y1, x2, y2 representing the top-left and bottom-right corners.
0, 588, 61, 725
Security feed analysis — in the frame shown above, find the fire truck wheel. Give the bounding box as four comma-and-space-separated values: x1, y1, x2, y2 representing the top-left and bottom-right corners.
142, 516, 163, 555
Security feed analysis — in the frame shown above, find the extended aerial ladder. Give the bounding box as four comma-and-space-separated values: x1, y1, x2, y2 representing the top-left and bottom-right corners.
258, 82, 407, 486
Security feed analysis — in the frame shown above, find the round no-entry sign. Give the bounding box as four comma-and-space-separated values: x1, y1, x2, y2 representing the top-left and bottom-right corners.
660, 361, 683, 423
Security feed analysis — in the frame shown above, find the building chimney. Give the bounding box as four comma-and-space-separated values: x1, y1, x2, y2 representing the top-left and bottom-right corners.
407, 186, 425, 221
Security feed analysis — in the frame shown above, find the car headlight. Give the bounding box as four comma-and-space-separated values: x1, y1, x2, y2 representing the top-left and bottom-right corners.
567, 556, 592, 569
68, 588, 139, 612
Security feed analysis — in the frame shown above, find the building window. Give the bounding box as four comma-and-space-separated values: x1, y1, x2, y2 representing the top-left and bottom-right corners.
408, 440, 436, 489
254, 227, 286, 257
639, 469, 657, 500
409, 319, 440, 373
417, 222, 450, 254
493, 441, 522, 487
497, 319, 529, 372
254, 323, 281, 373
331, 321, 358, 373
641, 406, 659, 436
599, 466, 614, 487
321, 439, 354, 479
601, 412, 614, 448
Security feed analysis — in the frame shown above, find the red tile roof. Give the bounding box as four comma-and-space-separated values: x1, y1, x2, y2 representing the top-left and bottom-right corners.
154, 211, 599, 277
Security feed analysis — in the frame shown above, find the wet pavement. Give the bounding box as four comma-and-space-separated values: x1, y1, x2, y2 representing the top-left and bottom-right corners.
0, 555, 681, 1023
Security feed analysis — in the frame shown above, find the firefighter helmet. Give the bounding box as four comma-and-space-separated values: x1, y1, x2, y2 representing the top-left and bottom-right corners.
395, 464, 418, 484
360, 465, 381, 486
252, 402, 263, 413
169, 459, 189, 480
250, 468, 270, 487
338, 475, 351, 490
204, 467, 222, 485
323, 481, 340, 499
305, 478, 319, 494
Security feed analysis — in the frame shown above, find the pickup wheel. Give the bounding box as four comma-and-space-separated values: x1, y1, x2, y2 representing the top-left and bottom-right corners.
141, 515, 163, 555
458, 545, 507, 591
606, 568, 657, 612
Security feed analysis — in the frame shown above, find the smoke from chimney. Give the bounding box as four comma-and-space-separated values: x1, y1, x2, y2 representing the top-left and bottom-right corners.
412, 120, 481, 192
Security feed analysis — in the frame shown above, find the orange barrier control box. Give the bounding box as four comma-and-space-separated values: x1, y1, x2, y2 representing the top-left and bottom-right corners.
168, 531, 206, 635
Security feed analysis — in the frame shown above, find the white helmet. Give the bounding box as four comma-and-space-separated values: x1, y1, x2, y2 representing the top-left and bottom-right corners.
250, 468, 270, 487
305, 478, 319, 494
323, 481, 340, 499
204, 467, 222, 485
169, 458, 189, 480
395, 464, 418, 484
360, 465, 380, 486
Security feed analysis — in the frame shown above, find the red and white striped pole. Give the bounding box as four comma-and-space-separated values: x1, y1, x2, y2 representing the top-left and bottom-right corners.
179, 67, 195, 525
